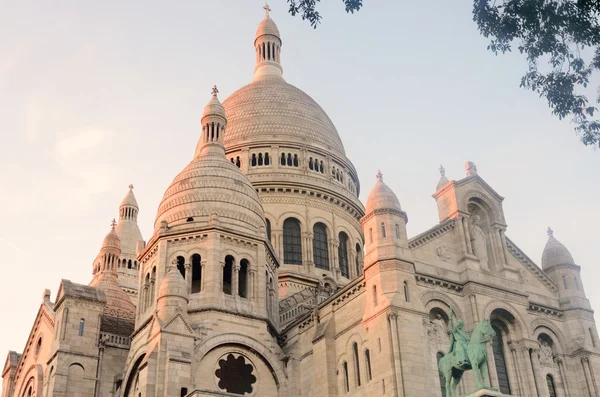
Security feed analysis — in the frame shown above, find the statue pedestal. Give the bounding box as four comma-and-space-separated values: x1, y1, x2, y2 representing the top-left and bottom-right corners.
464, 389, 505, 397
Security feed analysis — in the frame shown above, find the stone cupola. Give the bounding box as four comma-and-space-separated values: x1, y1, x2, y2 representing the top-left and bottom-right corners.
254, 4, 283, 80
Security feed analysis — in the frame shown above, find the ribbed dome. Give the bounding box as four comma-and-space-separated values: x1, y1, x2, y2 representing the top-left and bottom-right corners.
154, 150, 265, 235
365, 171, 402, 214
158, 266, 188, 303
223, 77, 345, 155
542, 229, 575, 270
255, 17, 280, 40
102, 222, 121, 251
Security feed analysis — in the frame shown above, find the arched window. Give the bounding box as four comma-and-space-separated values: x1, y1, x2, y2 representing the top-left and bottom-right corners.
338, 232, 349, 278
287, 153, 292, 166
128, 259, 133, 269
546, 374, 557, 397
280, 153, 286, 165
353, 342, 361, 387
180, 387, 189, 397
309, 157, 314, 170
312, 223, 329, 270
293, 154, 299, 167
223, 255, 234, 295
372, 285, 378, 307
78, 319, 85, 336
365, 349, 372, 381
492, 325, 511, 394
235, 156, 241, 168
562, 275, 567, 289
258, 153, 263, 166
65, 364, 85, 397
355, 244, 363, 275
176, 256, 185, 278
319, 161, 324, 173
381, 222, 387, 238
283, 218, 302, 265
265, 218, 272, 242
437, 352, 447, 397
342, 362, 349, 393
239, 259, 249, 298
191, 254, 201, 293
403, 281, 409, 302
251, 153, 257, 166
264, 152, 270, 165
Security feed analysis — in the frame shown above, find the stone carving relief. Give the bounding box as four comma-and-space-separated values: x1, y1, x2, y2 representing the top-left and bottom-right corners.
538, 340, 555, 367
424, 314, 450, 346
436, 245, 451, 261
470, 215, 490, 271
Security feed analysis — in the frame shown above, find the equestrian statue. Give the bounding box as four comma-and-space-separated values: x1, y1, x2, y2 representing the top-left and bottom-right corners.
438, 306, 496, 397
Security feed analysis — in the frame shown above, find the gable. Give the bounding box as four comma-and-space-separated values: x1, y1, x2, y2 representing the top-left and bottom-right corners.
505, 237, 558, 295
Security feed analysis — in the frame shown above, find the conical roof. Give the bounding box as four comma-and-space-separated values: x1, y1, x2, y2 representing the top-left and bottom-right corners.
102, 219, 121, 251
158, 266, 188, 303
541, 228, 575, 270
255, 4, 280, 41
365, 171, 402, 214
120, 184, 139, 208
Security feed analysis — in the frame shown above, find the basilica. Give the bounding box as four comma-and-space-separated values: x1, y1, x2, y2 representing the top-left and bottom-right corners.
3, 8, 600, 397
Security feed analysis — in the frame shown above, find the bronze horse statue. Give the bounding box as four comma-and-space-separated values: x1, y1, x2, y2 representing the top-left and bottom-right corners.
438, 319, 496, 397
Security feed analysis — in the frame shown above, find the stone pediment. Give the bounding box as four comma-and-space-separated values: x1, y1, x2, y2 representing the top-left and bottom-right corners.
454, 175, 504, 203
505, 237, 558, 294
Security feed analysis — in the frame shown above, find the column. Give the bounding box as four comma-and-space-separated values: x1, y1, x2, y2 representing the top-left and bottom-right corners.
509, 343, 524, 397
233, 265, 240, 296
386, 313, 400, 397
185, 263, 191, 293
248, 270, 256, 301
200, 261, 206, 292
463, 217, 473, 255
530, 348, 543, 397
499, 229, 509, 265
556, 357, 570, 397
457, 216, 468, 255
582, 356, 599, 397
468, 294, 480, 322
522, 346, 539, 397
219, 261, 225, 293
349, 248, 357, 278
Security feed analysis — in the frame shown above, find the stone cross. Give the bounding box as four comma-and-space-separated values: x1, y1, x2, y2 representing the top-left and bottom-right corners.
264, 3, 271, 18
439, 164, 446, 177
547, 227, 554, 238
111, 218, 117, 229
211, 85, 219, 97
128, 184, 134, 190
465, 161, 478, 176
376, 170, 383, 182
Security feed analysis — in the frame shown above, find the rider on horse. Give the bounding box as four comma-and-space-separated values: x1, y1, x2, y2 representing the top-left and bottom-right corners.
448, 307, 470, 368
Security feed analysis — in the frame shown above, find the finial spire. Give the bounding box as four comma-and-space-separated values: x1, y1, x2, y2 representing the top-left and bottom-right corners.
439, 164, 446, 177
128, 184, 134, 190
263, 3, 271, 18
547, 227, 554, 238
111, 218, 117, 229
376, 170, 383, 182
211, 85, 219, 97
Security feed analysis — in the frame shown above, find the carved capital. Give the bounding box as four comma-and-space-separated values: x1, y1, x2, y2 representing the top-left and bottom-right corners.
582, 356, 590, 364
387, 312, 398, 321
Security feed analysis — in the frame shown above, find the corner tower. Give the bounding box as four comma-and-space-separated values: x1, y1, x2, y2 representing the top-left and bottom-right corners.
222, 8, 365, 296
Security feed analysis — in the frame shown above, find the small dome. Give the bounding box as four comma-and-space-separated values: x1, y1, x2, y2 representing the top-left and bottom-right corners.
102, 220, 121, 251
365, 171, 402, 214
255, 16, 280, 41
120, 184, 138, 208
202, 86, 226, 121
542, 228, 575, 270
158, 266, 188, 303
96, 278, 136, 319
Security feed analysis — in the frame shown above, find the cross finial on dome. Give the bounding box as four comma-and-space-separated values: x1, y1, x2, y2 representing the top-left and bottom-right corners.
128, 184, 134, 190
211, 85, 219, 97
376, 170, 383, 182
263, 3, 271, 18
439, 164, 446, 177
547, 226, 554, 238
111, 218, 117, 229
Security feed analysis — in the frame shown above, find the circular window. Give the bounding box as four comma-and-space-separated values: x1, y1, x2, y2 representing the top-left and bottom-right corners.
214, 353, 257, 395
35, 337, 42, 356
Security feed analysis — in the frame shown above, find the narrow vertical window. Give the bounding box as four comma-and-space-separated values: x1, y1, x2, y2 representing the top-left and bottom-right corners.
223, 255, 234, 295
264, 152, 270, 165
176, 256, 185, 278
287, 153, 292, 166
395, 224, 401, 239
251, 153, 257, 166
355, 244, 362, 275
238, 259, 249, 298
283, 218, 302, 264
353, 342, 361, 387
280, 153, 286, 165
293, 154, 299, 167
437, 352, 447, 397
78, 319, 85, 336
562, 275, 568, 289
338, 232, 349, 278
590, 328, 597, 347
575, 276, 580, 290
265, 218, 272, 242
180, 387, 188, 397
258, 153, 263, 166
381, 223, 386, 238
191, 254, 202, 293
365, 349, 372, 381
309, 157, 314, 170
546, 375, 557, 397
403, 281, 409, 302
342, 362, 349, 392
372, 285, 378, 307
369, 228, 373, 244
313, 223, 329, 270
493, 326, 512, 394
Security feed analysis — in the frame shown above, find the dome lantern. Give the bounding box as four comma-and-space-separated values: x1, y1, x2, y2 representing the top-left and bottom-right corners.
254, 4, 283, 80
195, 85, 227, 158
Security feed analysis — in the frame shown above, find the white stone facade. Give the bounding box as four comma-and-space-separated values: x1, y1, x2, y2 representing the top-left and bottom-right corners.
3, 9, 600, 397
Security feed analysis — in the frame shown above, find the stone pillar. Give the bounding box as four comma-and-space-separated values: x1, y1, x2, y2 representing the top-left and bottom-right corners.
499, 229, 509, 265
509, 343, 524, 397
387, 313, 401, 397
233, 265, 240, 297
468, 294, 480, 323
200, 261, 206, 292
185, 263, 191, 293
349, 248, 357, 278
219, 261, 225, 294
522, 346, 539, 397
463, 217, 474, 255
248, 270, 256, 301
582, 356, 599, 397
556, 357, 570, 397
530, 348, 543, 397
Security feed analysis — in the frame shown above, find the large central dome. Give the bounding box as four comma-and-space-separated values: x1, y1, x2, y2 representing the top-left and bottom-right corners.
223, 77, 345, 155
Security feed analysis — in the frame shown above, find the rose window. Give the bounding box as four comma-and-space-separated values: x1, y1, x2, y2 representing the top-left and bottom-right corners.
215, 353, 257, 395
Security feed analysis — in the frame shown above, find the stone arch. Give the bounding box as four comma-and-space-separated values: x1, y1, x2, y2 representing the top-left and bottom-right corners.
482, 300, 529, 339
17, 365, 43, 397
420, 291, 464, 321
462, 190, 503, 223
309, 217, 334, 234
344, 332, 364, 351
193, 333, 287, 393
123, 353, 146, 397
532, 320, 567, 354
335, 224, 354, 241
275, 211, 305, 228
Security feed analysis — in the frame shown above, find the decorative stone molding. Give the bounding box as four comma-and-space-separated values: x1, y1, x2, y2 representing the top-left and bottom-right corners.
416, 274, 463, 293
505, 237, 558, 293
408, 219, 456, 249
527, 303, 563, 319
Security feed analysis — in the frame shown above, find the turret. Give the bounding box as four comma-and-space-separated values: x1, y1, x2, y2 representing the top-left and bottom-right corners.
156, 265, 189, 322
361, 171, 411, 269
253, 4, 283, 80
194, 85, 227, 158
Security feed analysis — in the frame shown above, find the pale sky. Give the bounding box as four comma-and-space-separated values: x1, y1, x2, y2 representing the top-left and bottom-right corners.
1, 1, 599, 363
